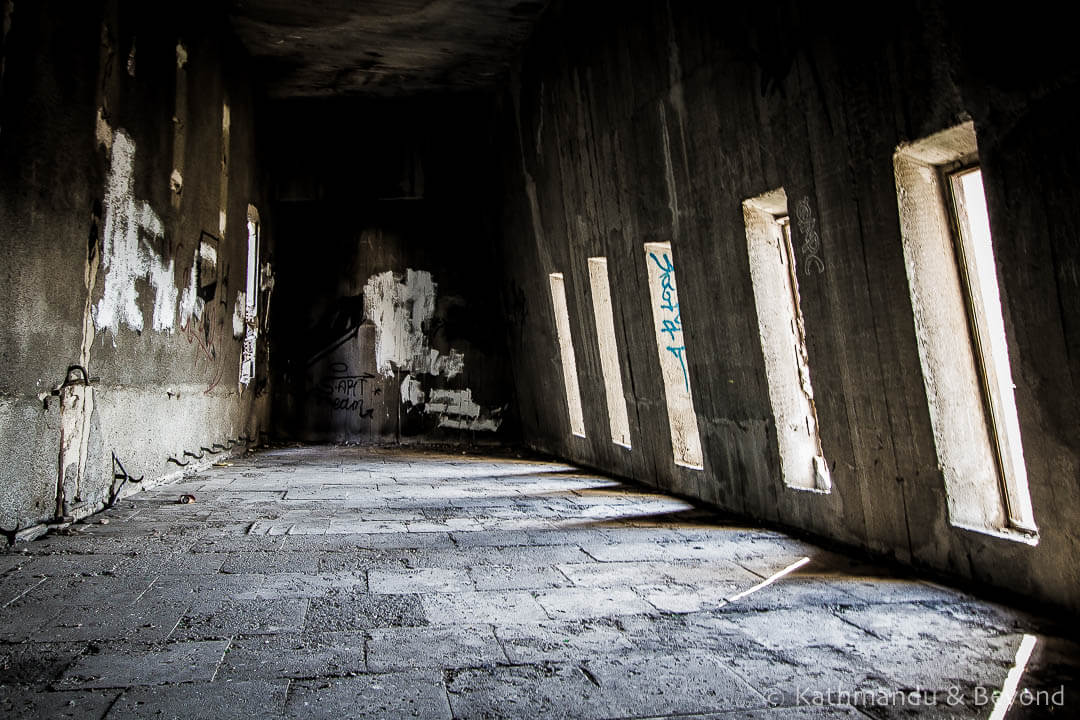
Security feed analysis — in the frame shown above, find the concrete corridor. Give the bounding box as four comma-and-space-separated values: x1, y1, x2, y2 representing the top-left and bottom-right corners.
1, 446, 1076, 719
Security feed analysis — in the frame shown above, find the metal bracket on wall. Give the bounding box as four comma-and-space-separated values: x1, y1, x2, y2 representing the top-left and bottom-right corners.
51, 365, 99, 395
106, 452, 143, 508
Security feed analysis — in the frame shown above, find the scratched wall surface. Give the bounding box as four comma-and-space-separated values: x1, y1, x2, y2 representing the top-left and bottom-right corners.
498, 0, 1080, 612
0, 2, 272, 530
266, 96, 515, 444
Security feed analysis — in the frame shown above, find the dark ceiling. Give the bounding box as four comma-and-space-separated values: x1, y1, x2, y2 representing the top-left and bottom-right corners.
228, 0, 550, 98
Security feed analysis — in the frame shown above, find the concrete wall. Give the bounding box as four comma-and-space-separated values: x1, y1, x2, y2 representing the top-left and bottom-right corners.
267, 97, 516, 445
0, 1, 272, 530
498, 0, 1080, 612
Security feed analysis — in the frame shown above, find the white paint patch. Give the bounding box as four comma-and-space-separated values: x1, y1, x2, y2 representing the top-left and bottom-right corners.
400, 374, 425, 405
428, 349, 465, 378
423, 389, 502, 432
362, 269, 437, 377
362, 268, 500, 431
170, 169, 183, 196
438, 416, 501, 432
177, 249, 202, 327
425, 388, 482, 417
147, 255, 178, 332
175, 41, 188, 68
94, 129, 181, 335
199, 239, 217, 269
232, 292, 246, 339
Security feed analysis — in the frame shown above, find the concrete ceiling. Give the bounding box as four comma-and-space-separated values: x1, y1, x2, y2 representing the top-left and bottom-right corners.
228, 0, 549, 98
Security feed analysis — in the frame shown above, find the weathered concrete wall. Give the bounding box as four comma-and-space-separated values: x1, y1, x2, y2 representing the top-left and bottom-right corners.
499, 0, 1080, 612
267, 97, 515, 445
0, 1, 272, 530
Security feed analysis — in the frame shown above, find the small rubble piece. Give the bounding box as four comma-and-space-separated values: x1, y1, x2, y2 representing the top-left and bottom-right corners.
99, 518, 109, 525
178, 494, 196, 504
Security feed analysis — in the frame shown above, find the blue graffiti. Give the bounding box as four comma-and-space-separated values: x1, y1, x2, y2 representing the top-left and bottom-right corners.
650, 251, 690, 392
666, 345, 689, 390
660, 318, 681, 341
650, 252, 678, 313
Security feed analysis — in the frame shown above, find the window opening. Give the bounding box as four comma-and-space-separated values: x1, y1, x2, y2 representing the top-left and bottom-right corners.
946, 167, 1035, 532
587, 257, 631, 448
549, 272, 587, 438
744, 189, 830, 491
893, 122, 1035, 538
643, 242, 702, 469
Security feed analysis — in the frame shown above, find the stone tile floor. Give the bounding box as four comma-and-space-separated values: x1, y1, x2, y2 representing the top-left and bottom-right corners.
1, 445, 1077, 718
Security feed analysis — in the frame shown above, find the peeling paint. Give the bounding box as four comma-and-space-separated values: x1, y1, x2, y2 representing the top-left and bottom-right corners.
94, 130, 180, 335
147, 253, 178, 333
438, 416, 501, 432
175, 41, 188, 68
423, 389, 502, 431
363, 269, 437, 377
360, 268, 498, 431
400, 374, 425, 405
95, 107, 112, 153
178, 248, 203, 328
429, 348, 465, 378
